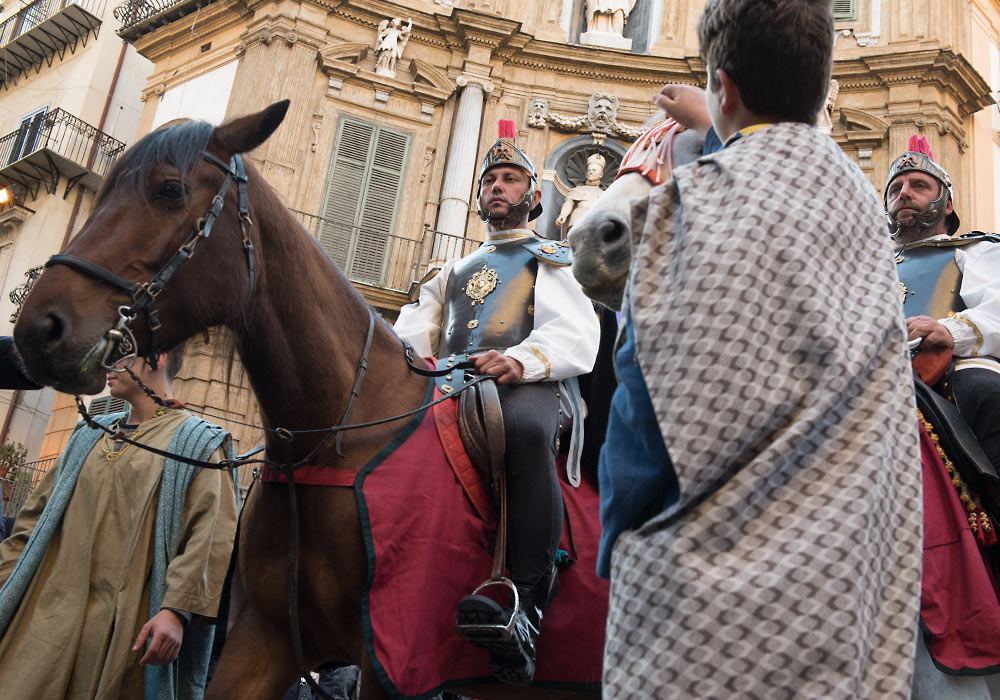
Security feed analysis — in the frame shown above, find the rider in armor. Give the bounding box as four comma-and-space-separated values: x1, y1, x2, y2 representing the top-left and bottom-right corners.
887, 135, 1000, 470
393, 121, 600, 684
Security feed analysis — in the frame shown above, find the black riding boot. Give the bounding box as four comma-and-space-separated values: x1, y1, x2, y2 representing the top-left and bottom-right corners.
456, 567, 559, 685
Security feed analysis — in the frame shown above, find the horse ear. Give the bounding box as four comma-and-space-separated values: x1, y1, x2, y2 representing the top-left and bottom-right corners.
211, 100, 290, 155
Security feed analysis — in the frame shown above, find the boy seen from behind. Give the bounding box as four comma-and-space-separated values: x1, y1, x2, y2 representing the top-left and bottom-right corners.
599, 1, 921, 698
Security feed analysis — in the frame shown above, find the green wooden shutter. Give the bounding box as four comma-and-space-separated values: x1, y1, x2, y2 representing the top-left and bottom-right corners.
833, 0, 856, 21
320, 117, 410, 286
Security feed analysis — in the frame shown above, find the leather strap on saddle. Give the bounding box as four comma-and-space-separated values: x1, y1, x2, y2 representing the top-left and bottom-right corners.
458, 378, 505, 507
458, 378, 508, 581
428, 353, 510, 583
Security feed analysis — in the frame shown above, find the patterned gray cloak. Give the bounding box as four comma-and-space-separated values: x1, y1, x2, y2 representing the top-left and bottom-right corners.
604, 122, 922, 699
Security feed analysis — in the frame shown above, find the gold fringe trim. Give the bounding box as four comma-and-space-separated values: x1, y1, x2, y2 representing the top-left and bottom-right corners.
917, 409, 992, 535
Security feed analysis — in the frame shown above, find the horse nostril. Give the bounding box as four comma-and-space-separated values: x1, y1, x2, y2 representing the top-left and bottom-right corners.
599, 219, 625, 245
44, 313, 64, 346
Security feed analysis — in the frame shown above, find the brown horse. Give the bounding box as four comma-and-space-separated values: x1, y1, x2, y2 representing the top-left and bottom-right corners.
12, 103, 598, 699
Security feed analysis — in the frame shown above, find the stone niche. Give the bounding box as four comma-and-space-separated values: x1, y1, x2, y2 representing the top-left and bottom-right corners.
537, 135, 626, 239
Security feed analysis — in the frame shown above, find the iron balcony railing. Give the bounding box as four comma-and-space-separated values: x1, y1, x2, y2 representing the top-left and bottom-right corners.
114, 0, 204, 40
0, 108, 126, 197
291, 210, 478, 294
0, 0, 105, 87
114, 0, 174, 31
1, 457, 56, 517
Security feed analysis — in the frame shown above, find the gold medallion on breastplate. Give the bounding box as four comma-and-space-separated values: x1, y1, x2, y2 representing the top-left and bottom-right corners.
466, 264, 499, 306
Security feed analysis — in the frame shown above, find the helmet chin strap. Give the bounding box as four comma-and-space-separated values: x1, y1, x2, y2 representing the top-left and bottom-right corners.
477, 181, 537, 224
886, 191, 949, 238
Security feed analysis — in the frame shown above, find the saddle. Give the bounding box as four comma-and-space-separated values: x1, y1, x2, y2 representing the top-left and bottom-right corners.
433, 354, 505, 505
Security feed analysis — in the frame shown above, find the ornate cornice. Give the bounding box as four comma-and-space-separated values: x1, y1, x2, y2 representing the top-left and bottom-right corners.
859, 49, 993, 116
132, 0, 252, 60
433, 8, 523, 52
317, 41, 369, 71
502, 46, 697, 85
239, 15, 327, 52
834, 107, 889, 150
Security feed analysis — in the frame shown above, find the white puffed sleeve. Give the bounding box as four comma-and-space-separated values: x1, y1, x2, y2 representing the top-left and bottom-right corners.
940, 242, 1000, 360
504, 262, 601, 383
393, 260, 454, 358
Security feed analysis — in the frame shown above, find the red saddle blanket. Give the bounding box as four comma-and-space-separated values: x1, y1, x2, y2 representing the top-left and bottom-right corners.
919, 423, 1000, 673
304, 386, 607, 697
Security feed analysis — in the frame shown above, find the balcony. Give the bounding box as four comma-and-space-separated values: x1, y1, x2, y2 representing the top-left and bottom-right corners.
0, 108, 125, 199
0, 0, 104, 90
291, 210, 478, 308
114, 0, 209, 42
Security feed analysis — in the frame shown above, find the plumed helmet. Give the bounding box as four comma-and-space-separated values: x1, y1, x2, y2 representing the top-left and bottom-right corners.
476, 119, 542, 222
884, 135, 959, 235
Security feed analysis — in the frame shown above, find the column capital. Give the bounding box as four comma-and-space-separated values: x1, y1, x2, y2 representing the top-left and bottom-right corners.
456, 74, 494, 94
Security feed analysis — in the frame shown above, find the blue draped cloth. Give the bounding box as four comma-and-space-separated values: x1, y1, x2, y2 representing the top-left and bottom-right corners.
596, 308, 679, 579
595, 124, 727, 578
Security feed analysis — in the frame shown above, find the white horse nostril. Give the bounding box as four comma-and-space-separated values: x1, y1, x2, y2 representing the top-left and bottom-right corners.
599, 220, 622, 245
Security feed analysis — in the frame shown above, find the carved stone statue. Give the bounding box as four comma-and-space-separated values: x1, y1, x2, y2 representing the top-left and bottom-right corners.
527, 98, 549, 128
374, 17, 412, 77
585, 0, 637, 36
817, 78, 839, 134
588, 93, 618, 133
555, 153, 607, 237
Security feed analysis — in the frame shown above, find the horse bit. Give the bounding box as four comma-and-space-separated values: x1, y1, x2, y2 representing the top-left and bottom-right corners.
45, 151, 255, 373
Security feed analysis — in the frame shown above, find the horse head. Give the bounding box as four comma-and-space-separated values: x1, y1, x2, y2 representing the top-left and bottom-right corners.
569, 118, 703, 309
13, 101, 290, 395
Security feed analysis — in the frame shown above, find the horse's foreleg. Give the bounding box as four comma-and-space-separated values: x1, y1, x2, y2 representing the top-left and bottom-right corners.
206, 606, 300, 700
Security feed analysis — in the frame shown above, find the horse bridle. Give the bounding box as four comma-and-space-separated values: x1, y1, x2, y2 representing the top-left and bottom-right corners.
46, 152, 255, 371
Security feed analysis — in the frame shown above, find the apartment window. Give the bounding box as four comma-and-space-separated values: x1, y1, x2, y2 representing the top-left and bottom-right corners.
833, 0, 857, 21
319, 117, 410, 286
15, 0, 49, 37
7, 106, 47, 165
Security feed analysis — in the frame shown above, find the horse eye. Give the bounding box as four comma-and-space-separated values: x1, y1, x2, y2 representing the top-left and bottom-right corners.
152, 180, 186, 201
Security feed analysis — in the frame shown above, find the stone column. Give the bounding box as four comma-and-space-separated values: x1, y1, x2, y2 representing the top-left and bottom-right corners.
433, 75, 493, 262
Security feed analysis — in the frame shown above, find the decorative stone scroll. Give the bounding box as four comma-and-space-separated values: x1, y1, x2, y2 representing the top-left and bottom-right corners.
527, 93, 645, 143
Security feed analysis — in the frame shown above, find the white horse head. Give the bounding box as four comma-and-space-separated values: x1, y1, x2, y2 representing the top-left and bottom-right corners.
569, 118, 704, 309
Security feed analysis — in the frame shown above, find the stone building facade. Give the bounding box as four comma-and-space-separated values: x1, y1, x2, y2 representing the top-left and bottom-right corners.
35, 0, 1000, 461
0, 0, 152, 468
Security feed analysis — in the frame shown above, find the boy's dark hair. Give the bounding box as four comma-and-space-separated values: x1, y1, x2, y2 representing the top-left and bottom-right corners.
164, 341, 188, 381
697, 0, 834, 124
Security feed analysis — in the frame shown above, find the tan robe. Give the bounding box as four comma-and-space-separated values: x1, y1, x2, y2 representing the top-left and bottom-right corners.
0, 410, 237, 700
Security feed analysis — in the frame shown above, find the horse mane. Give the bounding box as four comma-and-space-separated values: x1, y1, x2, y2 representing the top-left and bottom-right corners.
97, 119, 214, 202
